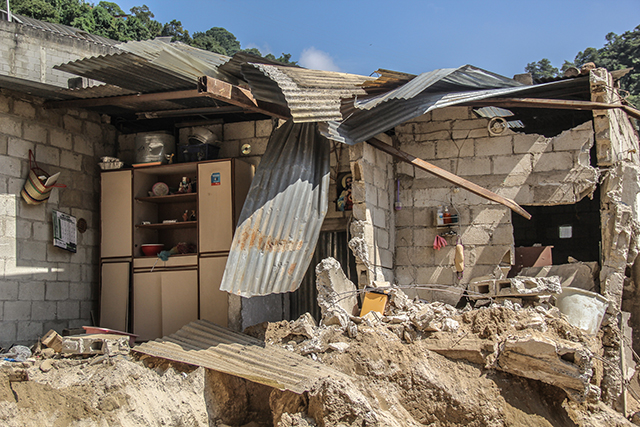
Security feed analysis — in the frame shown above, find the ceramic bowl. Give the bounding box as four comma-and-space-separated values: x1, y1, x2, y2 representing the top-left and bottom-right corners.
141, 243, 164, 256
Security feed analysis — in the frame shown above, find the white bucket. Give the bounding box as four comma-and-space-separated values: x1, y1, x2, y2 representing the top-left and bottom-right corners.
555, 287, 609, 334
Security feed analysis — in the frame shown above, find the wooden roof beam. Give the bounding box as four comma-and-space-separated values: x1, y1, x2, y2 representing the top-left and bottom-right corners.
44, 89, 204, 109
198, 76, 291, 120
367, 137, 532, 219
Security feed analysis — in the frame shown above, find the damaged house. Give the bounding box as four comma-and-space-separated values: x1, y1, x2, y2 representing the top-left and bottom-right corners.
2, 11, 640, 424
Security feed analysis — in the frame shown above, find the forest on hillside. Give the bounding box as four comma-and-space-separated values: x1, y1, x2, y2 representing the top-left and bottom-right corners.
7, 0, 296, 64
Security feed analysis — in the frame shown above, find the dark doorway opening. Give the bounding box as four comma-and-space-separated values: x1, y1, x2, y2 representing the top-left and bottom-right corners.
512, 191, 601, 266
289, 230, 357, 322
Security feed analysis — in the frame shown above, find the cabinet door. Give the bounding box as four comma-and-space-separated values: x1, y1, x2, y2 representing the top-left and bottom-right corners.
101, 170, 132, 258
199, 256, 228, 327
161, 269, 198, 336
198, 161, 233, 253
100, 261, 130, 331
133, 272, 162, 341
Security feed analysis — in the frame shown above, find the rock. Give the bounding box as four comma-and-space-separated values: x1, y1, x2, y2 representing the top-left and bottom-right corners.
39, 359, 54, 372
328, 342, 349, 353
441, 318, 459, 332
504, 276, 562, 295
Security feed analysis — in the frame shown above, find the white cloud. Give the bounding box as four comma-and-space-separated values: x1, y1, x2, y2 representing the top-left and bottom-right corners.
299, 47, 341, 72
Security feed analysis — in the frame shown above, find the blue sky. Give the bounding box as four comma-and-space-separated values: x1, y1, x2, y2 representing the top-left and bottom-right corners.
116, 0, 639, 78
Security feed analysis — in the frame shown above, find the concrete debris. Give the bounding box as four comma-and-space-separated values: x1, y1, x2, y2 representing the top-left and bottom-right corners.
495, 334, 595, 400
315, 257, 358, 328
519, 261, 600, 292
507, 276, 563, 295
61, 334, 130, 356
41, 329, 63, 352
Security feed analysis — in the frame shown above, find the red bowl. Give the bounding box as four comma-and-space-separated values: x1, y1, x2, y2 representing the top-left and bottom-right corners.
141, 244, 164, 256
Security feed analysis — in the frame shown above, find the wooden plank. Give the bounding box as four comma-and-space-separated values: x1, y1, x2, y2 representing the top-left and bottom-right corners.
464, 97, 640, 120
367, 137, 532, 220
198, 76, 291, 120
45, 89, 203, 109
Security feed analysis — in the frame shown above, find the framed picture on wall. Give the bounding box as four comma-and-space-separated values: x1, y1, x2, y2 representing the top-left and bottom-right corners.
336, 172, 353, 211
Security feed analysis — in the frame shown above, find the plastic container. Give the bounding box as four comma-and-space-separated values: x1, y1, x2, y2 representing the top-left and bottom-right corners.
437, 205, 444, 226
141, 244, 164, 257
135, 131, 175, 164
555, 287, 609, 334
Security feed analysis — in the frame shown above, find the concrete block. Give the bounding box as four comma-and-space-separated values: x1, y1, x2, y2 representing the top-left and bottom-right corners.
4, 300, 31, 320
375, 228, 389, 249
60, 150, 82, 171
395, 266, 416, 286
73, 134, 93, 156
461, 226, 491, 245
395, 247, 411, 266
255, 120, 272, 138
56, 300, 79, 319
475, 135, 513, 156
456, 157, 491, 176
396, 227, 413, 247
61, 334, 130, 355
432, 106, 470, 121
491, 225, 514, 246
436, 139, 474, 159
379, 248, 393, 269
13, 101, 35, 119
31, 301, 57, 321
18, 240, 46, 261
69, 282, 91, 300
553, 128, 593, 152
83, 121, 104, 142
7, 136, 35, 159
23, 122, 48, 143
498, 185, 534, 205
15, 218, 31, 239
470, 205, 511, 226
532, 151, 574, 172
399, 141, 436, 160
80, 301, 94, 319
413, 187, 451, 208
0, 134, 7, 155
224, 121, 254, 140
36, 144, 60, 166
415, 130, 451, 142
63, 115, 82, 133
492, 154, 532, 175
474, 245, 512, 266
0, 321, 17, 343
0, 154, 23, 178
19, 281, 45, 300
395, 122, 415, 135
514, 134, 552, 154
434, 246, 455, 265
0, 115, 22, 137
377, 187, 391, 210
414, 120, 451, 134
395, 208, 414, 227
416, 266, 455, 285
46, 281, 69, 301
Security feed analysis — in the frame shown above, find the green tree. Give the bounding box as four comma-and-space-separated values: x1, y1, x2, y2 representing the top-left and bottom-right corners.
130, 4, 161, 37
192, 27, 240, 56
161, 19, 192, 44
525, 58, 559, 80
265, 52, 297, 66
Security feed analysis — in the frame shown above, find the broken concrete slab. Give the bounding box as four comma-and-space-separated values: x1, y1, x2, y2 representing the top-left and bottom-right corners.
519, 261, 599, 292
315, 258, 359, 327
495, 334, 594, 400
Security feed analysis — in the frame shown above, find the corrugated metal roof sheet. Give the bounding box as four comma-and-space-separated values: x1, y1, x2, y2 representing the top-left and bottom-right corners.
133, 320, 347, 393
474, 106, 514, 118
241, 64, 373, 122
317, 69, 591, 145
55, 39, 235, 93
11, 13, 119, 46
220, 120, 330, 297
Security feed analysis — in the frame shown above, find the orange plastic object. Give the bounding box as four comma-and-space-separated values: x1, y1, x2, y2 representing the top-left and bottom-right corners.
360, 292, 388, 317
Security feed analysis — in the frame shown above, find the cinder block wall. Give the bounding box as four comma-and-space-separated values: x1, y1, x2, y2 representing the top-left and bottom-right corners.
0, 89, 117, 347
393, 106, 597, 295
0, 19, 117, 87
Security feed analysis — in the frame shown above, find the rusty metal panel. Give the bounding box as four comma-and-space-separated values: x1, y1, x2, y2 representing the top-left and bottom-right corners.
132, 319, 346, 393
220, 120, 330, 297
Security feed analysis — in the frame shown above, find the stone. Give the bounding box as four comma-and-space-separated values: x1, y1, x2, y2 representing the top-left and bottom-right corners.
39, 359, 53, 372
503, 276, 562, 295
518, 262, 599, 292
290, 313, 317, 339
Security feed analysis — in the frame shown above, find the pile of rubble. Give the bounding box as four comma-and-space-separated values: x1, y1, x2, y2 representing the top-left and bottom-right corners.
0, 257, 637, 426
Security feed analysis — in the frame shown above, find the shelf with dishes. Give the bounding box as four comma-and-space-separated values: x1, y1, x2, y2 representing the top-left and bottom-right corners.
135, 193, 197, 204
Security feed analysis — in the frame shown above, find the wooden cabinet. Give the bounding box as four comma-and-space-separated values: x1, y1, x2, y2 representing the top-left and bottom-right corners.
99, 159, 252, 341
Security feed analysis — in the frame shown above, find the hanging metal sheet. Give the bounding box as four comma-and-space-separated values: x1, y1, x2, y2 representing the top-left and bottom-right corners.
220, 120, 330, 297
133, 320, 347, 393
318, 70, 589, 145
